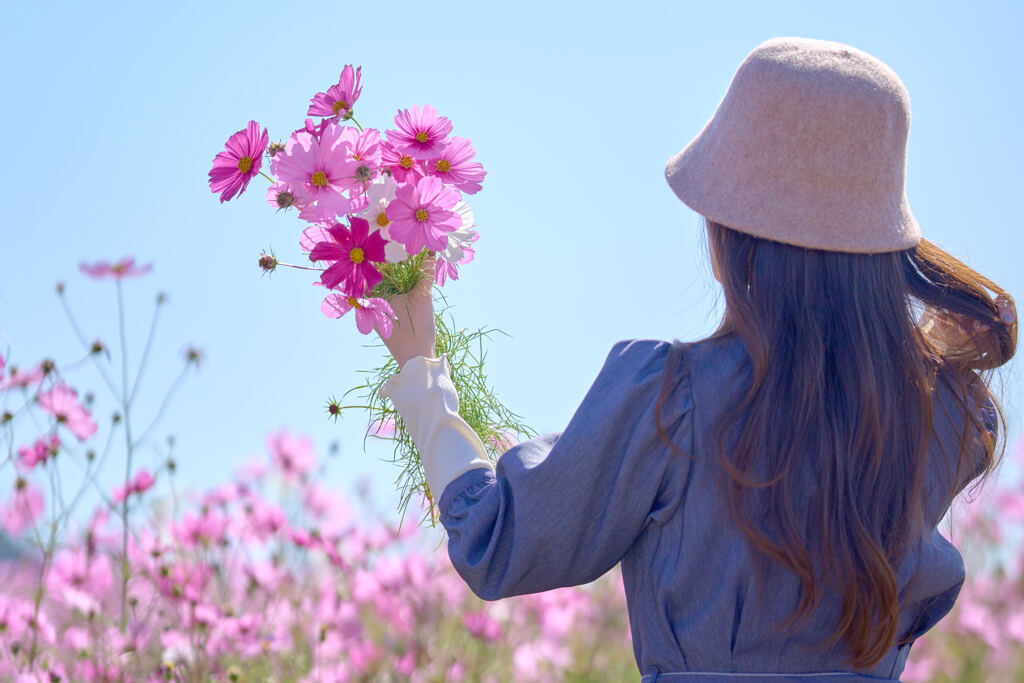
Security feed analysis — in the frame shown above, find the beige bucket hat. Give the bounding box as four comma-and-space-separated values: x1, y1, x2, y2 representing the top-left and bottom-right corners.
665, 37, 920, 253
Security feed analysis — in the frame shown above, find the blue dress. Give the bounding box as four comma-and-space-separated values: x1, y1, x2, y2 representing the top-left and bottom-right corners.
437, 334, 989, 682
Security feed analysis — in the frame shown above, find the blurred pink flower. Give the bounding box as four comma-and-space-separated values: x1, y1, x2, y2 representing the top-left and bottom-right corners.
17, 434, 60, 470
1, 483, 44, 536
0, 364, 45, 391
38, 383, 98, 440
307, 65, 363, 120
463, 610, 501, 642
208, 120, 269, 203
79, 257, 153, 280
267, 429, 316, 481
113, 469, 156, 503
387, 104, 452, 159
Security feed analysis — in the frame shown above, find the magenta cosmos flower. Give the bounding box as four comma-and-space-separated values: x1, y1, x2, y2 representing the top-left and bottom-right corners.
381, 139, 425, 184
17, 434, 61, 470
387, 104, 452, 159
38, 383, 98, 441
79, 257, 153, 280
309, 217, 387, 296
270, 123, 356, 221
307, 65, 363, 120
321, 293, 397, 338
428, 137, 486, 194
208, 120, 269, 203
385, 176, 462, 254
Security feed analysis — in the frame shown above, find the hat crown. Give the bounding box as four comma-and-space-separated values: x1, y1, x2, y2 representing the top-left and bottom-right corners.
665, 37, 919, 254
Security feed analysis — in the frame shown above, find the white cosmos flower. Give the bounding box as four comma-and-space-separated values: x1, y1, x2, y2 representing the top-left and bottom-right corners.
357, 177, 406, 262
439, 201, 478, 263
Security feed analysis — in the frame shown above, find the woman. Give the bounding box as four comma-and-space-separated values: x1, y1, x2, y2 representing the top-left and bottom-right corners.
379, 37, 1017, 681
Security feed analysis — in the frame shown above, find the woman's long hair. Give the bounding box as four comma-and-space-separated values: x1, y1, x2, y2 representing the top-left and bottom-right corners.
670, 218, 1017, 669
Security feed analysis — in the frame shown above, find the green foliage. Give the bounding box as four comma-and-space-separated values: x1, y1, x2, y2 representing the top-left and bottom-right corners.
345, 298, 535, 530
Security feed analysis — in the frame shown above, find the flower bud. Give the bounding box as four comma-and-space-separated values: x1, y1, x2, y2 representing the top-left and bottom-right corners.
90, 340, 105, 355
185, 347, 203, 367
112, 412, 122, 424
267, 141, 285, 157
55, 281, 65, 295
40, 359, 55, 375
354, 165, 374, 182
167, 457, 177, 473
157, 292, 167, 304
259, 253, 278, 272
1, 411, 11, 424
274, 191, 295, 209
84, 392, 94, 405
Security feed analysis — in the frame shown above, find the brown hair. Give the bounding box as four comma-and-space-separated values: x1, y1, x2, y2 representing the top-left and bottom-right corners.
660, 218, 1016, 669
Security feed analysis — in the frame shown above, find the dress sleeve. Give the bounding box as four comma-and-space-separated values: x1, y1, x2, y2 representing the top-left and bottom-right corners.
437, 339, 694, 600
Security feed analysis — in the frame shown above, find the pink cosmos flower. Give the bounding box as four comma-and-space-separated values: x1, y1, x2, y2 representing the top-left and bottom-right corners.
79, 257, 153, 280
266, 182, 297, 211
267, 430, 316, 481
310, 217, 387, 296
381, 139, 425, 184
1, 483, 44, 536
320, 294, 397, 338
387, 104, 452, 158
0, 364, 44, 391
333, 127, 383, 193
17, 434, 60, 470
38, 383, 98, 441
208, 120, 269, 203
427, 137, 486, 194
307, 65, 363, 120
270, 124, 356, 221
385, 176, 462, 254
115, 468, 156, 500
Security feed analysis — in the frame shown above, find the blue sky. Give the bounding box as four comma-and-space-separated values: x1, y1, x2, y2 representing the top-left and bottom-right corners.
1, 0, 1021, 530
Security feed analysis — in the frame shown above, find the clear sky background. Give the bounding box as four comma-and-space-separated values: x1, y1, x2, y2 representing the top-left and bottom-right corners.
1, 0, 1021, 533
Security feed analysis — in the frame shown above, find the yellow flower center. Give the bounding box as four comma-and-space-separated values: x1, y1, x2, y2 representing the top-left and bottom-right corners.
415, 132, 429, 144
399, 156, 414, 169
415, 208, 429, 222
311, 171, 328, 186
332, 100, 349, 115
349, 247, 365, 264
347, 297, 363, 309
237, 156, 253, 174
376, 212, 390, 227
436, 159, 451, 173
352, 153, 361, 160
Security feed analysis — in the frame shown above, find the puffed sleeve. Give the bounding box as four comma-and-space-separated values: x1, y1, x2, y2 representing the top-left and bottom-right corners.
437, 339, 694, 600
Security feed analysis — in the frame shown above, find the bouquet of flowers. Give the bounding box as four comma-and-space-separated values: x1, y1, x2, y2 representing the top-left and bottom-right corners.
208, 66, 533, 526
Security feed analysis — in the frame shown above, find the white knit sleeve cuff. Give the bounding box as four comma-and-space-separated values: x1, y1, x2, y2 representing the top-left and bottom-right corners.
379, 355, 494, 499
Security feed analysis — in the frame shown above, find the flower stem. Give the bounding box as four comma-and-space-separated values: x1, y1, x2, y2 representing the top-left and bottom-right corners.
116, 280, 133, 629
260, 170, 276, 184
276, 261, 326, 272
350, 116, 364, 132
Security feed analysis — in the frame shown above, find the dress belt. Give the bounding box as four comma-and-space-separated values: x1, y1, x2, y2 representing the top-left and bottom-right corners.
640, 673, 899, 683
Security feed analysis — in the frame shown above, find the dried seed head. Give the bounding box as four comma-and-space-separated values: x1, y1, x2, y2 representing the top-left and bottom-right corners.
275, 190, 295, 209
259, 253, 278, 272
267, 141, 286, 157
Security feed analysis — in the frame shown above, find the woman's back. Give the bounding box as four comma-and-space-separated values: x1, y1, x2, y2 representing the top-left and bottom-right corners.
437, 333, 989, 680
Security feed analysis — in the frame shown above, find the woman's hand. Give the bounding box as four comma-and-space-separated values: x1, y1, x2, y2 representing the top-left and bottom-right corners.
381, 256, 437, 368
